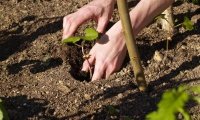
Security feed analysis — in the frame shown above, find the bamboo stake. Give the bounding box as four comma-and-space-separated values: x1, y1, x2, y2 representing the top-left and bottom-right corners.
117, 0, 147, 91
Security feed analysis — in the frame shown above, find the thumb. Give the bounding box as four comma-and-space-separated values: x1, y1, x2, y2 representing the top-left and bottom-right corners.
63, 10, 94, 39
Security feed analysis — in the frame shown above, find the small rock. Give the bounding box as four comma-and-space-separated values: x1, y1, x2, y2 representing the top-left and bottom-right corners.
162, 82, 167, 86
117, 93, 123, 99
84, 94, 91, 100
74, 99, 78, 103
196, 45, 200, 50
105, 84, 111, 88
148, 74, 152, 77
167, 36, 172, 41
98, 105, 102, 108
100, 87, 104, 90
153, 51, 163, 62
181, 45, 187, 50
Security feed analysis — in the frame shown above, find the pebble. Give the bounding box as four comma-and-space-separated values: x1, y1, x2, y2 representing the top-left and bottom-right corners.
84, 94, 91, 100
181, 45, 187, 50
117, 93, 123, 99
153, 51, 163, 62
148, 74, 152, 77
74, 99, 77, 103
196, 45, 200, 50
105, 84, 111, 88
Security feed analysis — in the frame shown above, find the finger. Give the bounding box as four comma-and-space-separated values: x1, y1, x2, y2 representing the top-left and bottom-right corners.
62, 9, 94, 39
96, 17, 109, 33
105, 65, 115, 79
92, 61, 106, 81
81, 55, 95, 72
62, 15, 73, 39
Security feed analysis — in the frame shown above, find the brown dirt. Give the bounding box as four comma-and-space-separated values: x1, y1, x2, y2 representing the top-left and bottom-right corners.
0, 0, 200, 120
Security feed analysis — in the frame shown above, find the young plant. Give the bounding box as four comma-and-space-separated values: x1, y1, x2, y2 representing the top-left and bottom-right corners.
0, 99, 9, 120
62, 28, 99, 78
146, 85, 200, 120
156, 12, 194, 51
175, 16, 194, 31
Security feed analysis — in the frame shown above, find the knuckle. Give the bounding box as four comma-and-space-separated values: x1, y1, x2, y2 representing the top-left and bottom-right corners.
83, 5, 103, 16
94, 6, 103, 16
63, 16, 73, 24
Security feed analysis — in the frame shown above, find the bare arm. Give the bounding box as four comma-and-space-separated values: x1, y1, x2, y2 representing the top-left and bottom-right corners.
113, 0, 174, 36
82, 0, 175, 81
130, 0, 174, 35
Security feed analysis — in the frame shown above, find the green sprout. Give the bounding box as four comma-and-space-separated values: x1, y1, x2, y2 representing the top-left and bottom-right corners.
174, 16, 194, 31
62, 28, 99, 79
0, 99, 9, 120
146, 85, 200, 120
182, 16, 194, 31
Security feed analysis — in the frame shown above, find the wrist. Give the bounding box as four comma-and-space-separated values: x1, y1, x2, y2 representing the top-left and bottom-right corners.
107, 21, 126, 46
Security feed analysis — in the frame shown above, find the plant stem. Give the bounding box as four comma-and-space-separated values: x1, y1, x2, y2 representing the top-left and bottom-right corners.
81, 42, 93, 79
117, 0, 147, 91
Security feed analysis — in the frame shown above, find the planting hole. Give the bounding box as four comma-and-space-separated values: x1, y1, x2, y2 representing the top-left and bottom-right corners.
63, 43, 94, 82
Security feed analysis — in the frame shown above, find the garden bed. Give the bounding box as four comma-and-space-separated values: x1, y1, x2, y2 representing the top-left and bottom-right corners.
0, 0, 200, 119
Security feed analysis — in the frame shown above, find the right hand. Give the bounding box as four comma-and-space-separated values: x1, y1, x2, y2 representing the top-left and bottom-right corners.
62, 0, 116, 39
81, 21, 127, 81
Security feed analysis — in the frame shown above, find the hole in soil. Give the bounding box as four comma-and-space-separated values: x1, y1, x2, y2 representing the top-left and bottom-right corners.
64, 43, 93, 82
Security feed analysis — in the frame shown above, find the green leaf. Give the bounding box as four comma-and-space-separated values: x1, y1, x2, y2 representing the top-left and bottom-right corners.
0, 99, 9, 120
146, 86, 190, 120
62, 36, 81, 44
182, 16, 194, 31
193, 97, 200, 103
82, 28, 99, 41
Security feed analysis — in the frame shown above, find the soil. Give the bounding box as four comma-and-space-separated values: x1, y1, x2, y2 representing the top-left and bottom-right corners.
0, 0, 200, 120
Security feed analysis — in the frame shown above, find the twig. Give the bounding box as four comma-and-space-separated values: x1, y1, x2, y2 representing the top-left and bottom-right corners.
117, 0, 147, 91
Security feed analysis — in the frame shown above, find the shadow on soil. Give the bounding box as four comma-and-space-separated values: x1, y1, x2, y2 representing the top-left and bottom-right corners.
0, 15, 63, 61
7, 57, 63, 74
0, 95, 57, 120
65, 55, 200, 119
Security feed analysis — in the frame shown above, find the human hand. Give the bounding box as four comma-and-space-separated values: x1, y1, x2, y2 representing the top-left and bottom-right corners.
62, 0, 115, 39
81, 22, 127, 81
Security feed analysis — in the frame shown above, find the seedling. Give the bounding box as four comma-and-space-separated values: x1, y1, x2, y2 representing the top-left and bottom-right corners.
156, 13, 194, 51
175, 16, 194, 31
0, 99, 9, 120
146, 85, 200, 120
62, 28, 99, 79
